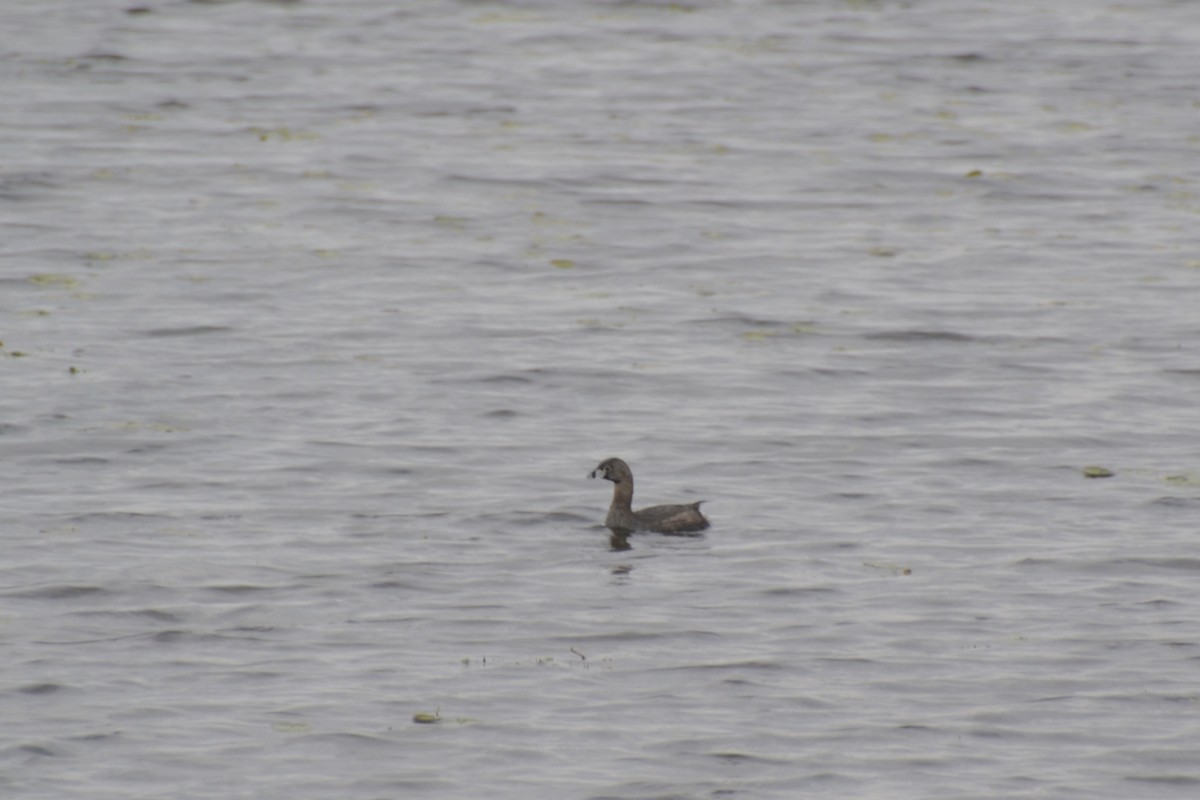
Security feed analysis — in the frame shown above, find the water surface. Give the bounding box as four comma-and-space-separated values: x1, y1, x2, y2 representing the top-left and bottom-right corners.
4, 1, 1200, 798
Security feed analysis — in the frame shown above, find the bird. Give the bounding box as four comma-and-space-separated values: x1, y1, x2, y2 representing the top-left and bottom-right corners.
589, 457, 709, 534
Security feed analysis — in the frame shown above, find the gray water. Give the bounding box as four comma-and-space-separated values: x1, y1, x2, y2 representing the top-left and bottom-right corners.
4, 0, 1200, 797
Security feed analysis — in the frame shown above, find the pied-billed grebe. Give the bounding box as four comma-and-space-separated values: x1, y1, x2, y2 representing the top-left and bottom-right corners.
589, 457, 709, 534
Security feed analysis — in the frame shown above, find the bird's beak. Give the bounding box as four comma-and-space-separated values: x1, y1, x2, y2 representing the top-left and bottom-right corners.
588, 468, 600, 479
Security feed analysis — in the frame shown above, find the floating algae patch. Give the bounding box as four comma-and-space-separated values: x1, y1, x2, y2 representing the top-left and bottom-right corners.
550, 259, 575, 269
113, 420, 191, 433
1082, 466, 1115, 479
472, 11, 544, 24
29, 273, 79, 288
530, 210, 577, 228
251, 126, 320, 142
433, 215, 468, 230
741, 322, 818, 342
1165, 473, 1200, 487
1056, 121, 1096, 134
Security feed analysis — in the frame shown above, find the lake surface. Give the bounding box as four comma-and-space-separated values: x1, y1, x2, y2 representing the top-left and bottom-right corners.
4, 0, 1200, 797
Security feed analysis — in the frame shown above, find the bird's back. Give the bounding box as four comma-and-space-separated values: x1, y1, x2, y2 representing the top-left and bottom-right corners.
633, 501, 709, 534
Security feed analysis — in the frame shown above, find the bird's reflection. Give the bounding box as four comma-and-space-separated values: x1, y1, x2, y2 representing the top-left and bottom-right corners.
608, 530, 632, 552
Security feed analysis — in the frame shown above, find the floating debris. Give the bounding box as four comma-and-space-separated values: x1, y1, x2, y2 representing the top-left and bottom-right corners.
413, 707, 441, 724
864, 562, 912, 576
1082, 466, 1115, 479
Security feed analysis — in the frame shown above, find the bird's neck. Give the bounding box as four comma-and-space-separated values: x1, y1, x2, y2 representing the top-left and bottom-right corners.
610, 478, 634, 512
